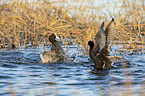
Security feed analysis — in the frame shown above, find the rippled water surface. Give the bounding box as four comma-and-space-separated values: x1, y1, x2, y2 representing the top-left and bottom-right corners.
0, 46, 145, 96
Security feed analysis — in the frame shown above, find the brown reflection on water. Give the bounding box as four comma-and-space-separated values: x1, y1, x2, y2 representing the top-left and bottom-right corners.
122, 63, 135, 96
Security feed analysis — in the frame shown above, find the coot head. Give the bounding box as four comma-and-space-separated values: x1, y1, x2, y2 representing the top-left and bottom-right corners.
49, 33, 60, 43
88, 41, 94, 50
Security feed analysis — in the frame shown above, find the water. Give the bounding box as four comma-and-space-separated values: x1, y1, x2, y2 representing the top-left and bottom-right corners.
0, 45, 145, 96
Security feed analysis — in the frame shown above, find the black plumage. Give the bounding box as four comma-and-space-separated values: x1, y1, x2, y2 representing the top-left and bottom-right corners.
88, 18, 115, 70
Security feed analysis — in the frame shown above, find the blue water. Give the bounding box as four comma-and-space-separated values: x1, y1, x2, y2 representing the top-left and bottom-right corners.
0, 45, 145, 96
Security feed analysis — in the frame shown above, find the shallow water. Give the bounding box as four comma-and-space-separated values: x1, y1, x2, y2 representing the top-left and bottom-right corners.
0, 45, 145, 96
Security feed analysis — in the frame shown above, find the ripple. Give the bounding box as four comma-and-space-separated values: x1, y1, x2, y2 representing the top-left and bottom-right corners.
61, 75, 72, 78
0, 75, 13, 79
52, 74, 62, 76
41, 81, 57, 85
0, 51, 24, 56
57, 66, 71, 69
113, 81, 141, 86
91, 70, 110, 76
64, 82, 96, 85
28, 74, 41, 77
74, 73, 83, 76
1, 63, 18, 68
85, 77, 107, 80
26, 66, 43, 69
0, 92, 13, 96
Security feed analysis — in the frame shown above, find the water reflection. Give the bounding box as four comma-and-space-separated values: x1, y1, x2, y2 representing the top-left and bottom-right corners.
0, 47, 145, 96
